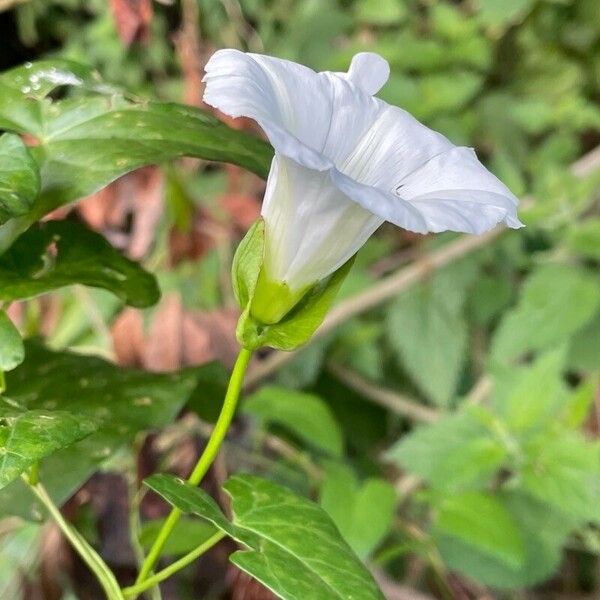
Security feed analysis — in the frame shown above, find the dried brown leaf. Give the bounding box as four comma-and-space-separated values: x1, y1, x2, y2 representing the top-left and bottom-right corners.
109, 0, 153, 47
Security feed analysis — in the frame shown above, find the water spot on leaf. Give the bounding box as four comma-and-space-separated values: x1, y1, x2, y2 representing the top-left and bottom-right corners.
133, 396, 152, 406
101, 267, 127, 282
92, 446, 112, 459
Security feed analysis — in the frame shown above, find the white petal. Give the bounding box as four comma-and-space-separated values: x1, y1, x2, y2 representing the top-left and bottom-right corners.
398, 147, 524, 233
330, 168, 428, 234
204, 49, 524, 256
335, 110, 522, 234
262, 156, 383, 291
203, 49, 382, 170
345, 52, 390, 95
338, 104, 453, 187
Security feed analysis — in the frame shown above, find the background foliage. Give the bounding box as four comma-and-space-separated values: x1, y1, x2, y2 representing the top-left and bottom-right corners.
0, 0, 599, 598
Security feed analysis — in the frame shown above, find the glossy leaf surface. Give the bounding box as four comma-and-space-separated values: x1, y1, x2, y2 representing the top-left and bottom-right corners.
0, 134, 40, 224
0, 399, 97, 489
0, 341, 201, 519
0, 220, 159, 307
146, 473, 385, 600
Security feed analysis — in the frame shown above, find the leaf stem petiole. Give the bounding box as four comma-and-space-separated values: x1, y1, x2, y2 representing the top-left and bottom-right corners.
122, 531, 226, 598
23, 476, 124, 599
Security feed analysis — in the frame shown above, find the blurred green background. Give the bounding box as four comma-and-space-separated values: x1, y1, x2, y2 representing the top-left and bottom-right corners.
0, 0, 599, 598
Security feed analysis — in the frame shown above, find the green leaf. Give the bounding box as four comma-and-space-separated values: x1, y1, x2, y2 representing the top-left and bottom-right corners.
521, 431, 600, 523
386, 408, 507, 491
0, 134, 40, 224
0, 398, 97, 489
475, 0, 534, 28
492, 347, 567, 432
0, 340, 200, 519
32, 98, 271, 205
491, 265, 600, 365
561, 379, 597, 428
565, 218, 600, 259
243, 385, 344, 458
437, 492, 575, 589
319, 463, 395, 558
433, 491, 525, 568
145, 473, 385, 600
139, 516, 216, 556
185, 361, 229, 423
0, 60, 272, 250
355, 0, 406, 25
0, 59, 102, 103
0, 312, 24, 372
568, 312, 600, 373
417, 71, 483, 117
468, 273, 514, 326
0, 220, 159, 307
386, 259, 478, 406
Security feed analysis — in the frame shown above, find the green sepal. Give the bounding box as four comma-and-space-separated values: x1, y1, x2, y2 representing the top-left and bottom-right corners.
231, 218, 354, 351
231, 218, 265, 309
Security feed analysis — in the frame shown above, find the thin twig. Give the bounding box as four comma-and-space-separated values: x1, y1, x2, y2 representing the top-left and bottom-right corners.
245, 144, 600, 389
122, 531, 226, 598
373, 569, 437, 600
464, 375, 492, 406
327, 362, 439, 423
259, 431, 324, 481
395, 474, 422, 500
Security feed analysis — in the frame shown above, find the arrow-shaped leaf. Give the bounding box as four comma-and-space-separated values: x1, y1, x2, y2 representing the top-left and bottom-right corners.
146, 473, 385, 600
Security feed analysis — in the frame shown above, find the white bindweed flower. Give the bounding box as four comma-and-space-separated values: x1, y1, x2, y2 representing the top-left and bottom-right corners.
203, 50, 523, 299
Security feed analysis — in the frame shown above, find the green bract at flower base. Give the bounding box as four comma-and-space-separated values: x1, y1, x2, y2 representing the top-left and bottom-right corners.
232, 218, 353, 351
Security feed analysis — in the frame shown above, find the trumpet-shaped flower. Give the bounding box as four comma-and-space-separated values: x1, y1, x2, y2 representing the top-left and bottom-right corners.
203, 50, 523, 299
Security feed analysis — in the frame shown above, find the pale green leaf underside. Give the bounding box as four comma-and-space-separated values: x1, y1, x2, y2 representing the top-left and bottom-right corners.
146, 473, 385, 600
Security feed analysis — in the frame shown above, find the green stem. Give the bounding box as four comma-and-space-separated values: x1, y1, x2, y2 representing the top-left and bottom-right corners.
123, 531, 226, 598
25, 477, 124, 600
28, 462, 39, 486
134, 347, 253, 587
0, 370, 5, 394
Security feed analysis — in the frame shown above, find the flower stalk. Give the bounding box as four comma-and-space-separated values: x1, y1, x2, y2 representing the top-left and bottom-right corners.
134, 347, 253, 590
